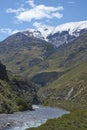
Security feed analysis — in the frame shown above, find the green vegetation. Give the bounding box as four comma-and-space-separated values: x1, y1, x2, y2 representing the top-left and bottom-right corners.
27, 110, 87, 130
0, 78, 34, 113
26, 33, 87, 130
37, 33, 87, 110
0, 62, 38, 113
31, 71, 63, 86
0, 32, 55, 78
38, 62, 87, 111
0, 30, 87, 129
16, 97, 32, 111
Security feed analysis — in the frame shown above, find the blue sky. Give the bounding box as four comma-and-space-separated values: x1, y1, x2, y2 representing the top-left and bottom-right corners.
0, 0, 87, 41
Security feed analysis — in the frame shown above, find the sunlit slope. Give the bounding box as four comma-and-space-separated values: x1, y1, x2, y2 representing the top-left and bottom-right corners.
37, 33, 87, 110
0, 32, 55, 77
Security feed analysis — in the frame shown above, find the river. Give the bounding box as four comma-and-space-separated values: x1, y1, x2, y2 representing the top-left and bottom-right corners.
0, 105, 69, 130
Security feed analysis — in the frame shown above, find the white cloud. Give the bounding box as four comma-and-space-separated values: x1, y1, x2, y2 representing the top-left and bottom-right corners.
6, 8, 25, 14
0, 28, 20, 35
33, 22, 54, 30
26, 0, 35, 7
33, 22, 54, 29
6, 0, 64, 23
16, 5, 64, 22
52, 12, 63, 19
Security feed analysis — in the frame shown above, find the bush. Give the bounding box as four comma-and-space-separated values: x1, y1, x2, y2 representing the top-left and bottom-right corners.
16, 97, 32, 111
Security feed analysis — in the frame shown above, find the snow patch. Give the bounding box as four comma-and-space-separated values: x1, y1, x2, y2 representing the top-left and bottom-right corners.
51, 21, 87, 36
22, 20, 87, 45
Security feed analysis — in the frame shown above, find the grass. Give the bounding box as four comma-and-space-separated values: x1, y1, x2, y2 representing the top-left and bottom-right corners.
33, 61, 87, 130
27, 110, 87, 130
0, 28, 87, 129
0, 73, 37, 113
38, 62, 87, 104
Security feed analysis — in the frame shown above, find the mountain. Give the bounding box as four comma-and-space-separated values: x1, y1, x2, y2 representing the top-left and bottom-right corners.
23, 25, 54, 41
0, 21, 87, 79
0, 21, 87, 123
0, 21, 87, 129
23, 21, 87, 47
0, 32, 55, 77
47, 21, 87, 47
28, 32, 87, 87
37, 32, 87, 110
0, 32, 54, 54
27, 31, 87, 130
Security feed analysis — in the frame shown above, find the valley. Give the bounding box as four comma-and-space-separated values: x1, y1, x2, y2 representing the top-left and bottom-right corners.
0, 20, 87, 130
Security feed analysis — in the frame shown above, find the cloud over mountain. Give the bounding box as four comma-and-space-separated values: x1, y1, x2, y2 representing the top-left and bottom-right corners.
0, 28, 20, 35
6, 0, 64, 22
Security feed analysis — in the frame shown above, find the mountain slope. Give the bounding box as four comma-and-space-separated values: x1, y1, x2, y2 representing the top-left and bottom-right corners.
27, 32, 87, 87
0, 32, 55, 77
0, 21, 87, 129
23, 21, 87, 47
0, 21, 87, 78
0, 62, 38, 113
47, 21, 87, 47
27, 110, 87, 130
37, 32, 87, 110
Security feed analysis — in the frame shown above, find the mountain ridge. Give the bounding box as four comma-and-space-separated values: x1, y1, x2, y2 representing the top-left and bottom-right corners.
0, 20, 87, 48
0, 21, 87, 114
37, 32, 87, 111
23, 20, 87, 47
0, 20, 87, 129
0, 31, 55, 77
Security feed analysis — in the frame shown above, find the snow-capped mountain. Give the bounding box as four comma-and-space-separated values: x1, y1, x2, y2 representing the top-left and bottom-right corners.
23, 25, 54, 41
47, 21, 87, 47
23, 21, 87, 47
23, 29, 44, 40
51, 21, 87, 35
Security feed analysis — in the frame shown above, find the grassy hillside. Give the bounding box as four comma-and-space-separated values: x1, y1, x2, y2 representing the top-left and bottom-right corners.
0, 32, 87, 111
36, 33, 87, 110
0, 32, 55, 78
0, 31, 87, 107
27, 32, 87, 128
27, 110, 87, 130
38, 32, 87, 72
0, 78, 37, 113
0, 30, 87, 130
38, 62, 87, 110
0, 62, 38, 113
27, 32, 87, 87
28, 33, 87, 110
26, 33, 87, 130
1, 32, 87, 81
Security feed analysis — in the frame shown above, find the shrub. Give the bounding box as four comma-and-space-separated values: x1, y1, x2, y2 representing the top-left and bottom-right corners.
16, 97, 32, 111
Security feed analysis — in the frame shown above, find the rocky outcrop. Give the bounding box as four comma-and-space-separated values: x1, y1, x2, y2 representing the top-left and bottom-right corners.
0, 62, 9, 81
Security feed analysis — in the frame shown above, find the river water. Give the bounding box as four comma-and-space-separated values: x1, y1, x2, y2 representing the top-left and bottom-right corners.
0, 105, 69, 130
